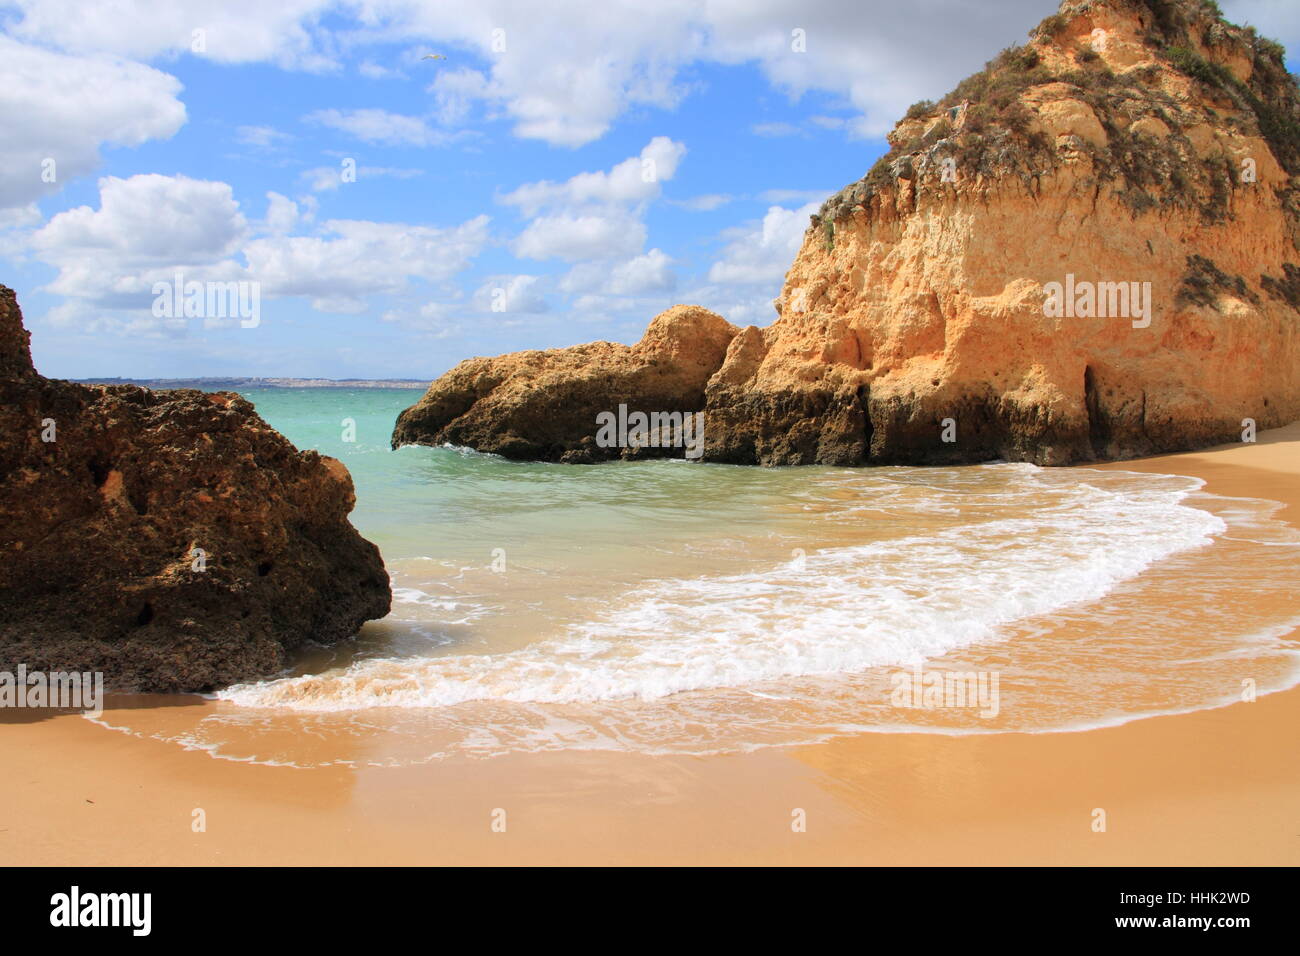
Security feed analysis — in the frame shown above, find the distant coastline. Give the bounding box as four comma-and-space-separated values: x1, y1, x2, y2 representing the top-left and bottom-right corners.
71, 376, 432, 390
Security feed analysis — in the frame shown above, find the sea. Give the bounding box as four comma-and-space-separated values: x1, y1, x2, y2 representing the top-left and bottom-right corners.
94, 387, 1300, 767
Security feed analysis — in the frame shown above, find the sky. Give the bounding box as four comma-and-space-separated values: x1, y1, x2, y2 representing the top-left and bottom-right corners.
1, 0, 1297, 380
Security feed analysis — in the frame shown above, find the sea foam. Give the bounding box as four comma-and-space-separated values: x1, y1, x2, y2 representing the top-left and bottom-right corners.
219, 468, 1224, 711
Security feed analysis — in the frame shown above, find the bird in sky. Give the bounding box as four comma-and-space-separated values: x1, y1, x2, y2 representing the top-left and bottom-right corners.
422, 53, 446, 60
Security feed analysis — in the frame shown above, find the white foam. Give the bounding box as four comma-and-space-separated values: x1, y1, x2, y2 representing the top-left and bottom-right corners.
219, 468, 1224, 711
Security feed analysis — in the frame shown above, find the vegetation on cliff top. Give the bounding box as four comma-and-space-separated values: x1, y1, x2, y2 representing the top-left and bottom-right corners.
815, 0, 1300, 231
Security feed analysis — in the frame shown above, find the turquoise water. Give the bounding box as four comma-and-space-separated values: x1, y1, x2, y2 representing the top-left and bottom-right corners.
122, 386, 1300, 765
241, 387, 837, 568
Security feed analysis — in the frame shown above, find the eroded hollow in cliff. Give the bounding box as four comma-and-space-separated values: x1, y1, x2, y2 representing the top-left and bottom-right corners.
87, 459, 111, 488
127, 484, 149, 516
1083, 365, 1111, 459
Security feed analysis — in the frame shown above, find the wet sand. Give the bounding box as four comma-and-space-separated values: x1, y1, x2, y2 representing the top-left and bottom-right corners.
3, 425, 1299, 866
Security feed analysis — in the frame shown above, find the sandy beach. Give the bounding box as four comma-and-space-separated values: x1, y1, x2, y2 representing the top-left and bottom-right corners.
2, 425, 1298, 867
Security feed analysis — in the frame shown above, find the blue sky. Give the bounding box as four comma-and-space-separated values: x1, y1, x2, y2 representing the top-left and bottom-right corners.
1, 0, 1295, 379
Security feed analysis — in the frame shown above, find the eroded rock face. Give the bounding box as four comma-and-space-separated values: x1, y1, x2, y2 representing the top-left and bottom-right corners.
0, 286, 391, 692
395, 0, 1300, 467
392, 305, 738, 462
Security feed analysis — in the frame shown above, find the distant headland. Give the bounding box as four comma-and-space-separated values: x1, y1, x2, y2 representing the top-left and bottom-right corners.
72, 376, 432, 390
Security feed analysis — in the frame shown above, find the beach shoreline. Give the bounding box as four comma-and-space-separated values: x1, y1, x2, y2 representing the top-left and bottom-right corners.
3, 426, 1299, 866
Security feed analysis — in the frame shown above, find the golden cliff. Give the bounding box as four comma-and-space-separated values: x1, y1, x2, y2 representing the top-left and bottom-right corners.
395, 0, 1300, 466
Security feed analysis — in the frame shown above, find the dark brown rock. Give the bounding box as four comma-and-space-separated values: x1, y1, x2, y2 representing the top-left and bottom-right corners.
0, 286, 391, 692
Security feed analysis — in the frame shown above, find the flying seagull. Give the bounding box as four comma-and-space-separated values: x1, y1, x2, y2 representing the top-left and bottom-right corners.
422, 53, 446, 60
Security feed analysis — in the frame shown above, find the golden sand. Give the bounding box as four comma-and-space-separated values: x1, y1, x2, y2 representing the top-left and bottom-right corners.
3, 426, 1299, 866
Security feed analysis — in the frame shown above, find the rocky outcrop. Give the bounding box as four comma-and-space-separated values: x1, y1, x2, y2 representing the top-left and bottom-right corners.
392, 305, 738, 462
395, 0, 1300, 467
0, 286, 391, 692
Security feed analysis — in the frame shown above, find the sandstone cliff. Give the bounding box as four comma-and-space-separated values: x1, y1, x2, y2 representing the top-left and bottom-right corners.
394, 0, 1300, 466
0, 286, 391, 692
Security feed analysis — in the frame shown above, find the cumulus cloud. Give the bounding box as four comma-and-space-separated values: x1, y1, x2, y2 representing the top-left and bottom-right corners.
500, 137, 686, 216
513, 211, 646, 262
243, 215, 492, 310
561, 249, 676, 296
27, 172, 491, 320
32, 174, 248, 306
473, 275, 548, 313
503, 138, 684, 267
429, 67, 494, 126
376, 0, 700, 147
0, 35, 186, 209
370, 0, 1051, 144
264, 192, 301, 235
5, 0, 339, 70
708, 201, 819, 286
0, 203, 42, 243
681, 285, 782, 327
9, 0, 1296, 151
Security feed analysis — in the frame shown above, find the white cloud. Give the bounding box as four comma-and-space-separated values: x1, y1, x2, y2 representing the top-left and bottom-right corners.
810, 115, 849, 130
668, 194, 733, 212
358, 60, 404, 80
758, 188, 832, 204
504, 138, 683, 267
5, 0, 339, 70
306, 108, 452, 147
27, 172, 491, 320
429, 67, 493, 126
380, 298, 464, 332
708, 201, 819, 285
367, 0, 1053, 144
751, 121, 802, 137
379, 1, 701, 147
513, 212, 645, 262
0, 35, 186, 209
13, 0, 1288, 152
243, 216, 492, 310
702, 0, 1049, 138
561, 249, 676, 296
500, 137, 686, 216
682, 285, 781, 327
264, 192, 300, 235
236, 125, 293, 149
473, 275, 548, 313
26, 174, 248, 327
0, 204, 43, 232
33, 175, 248, 301
299, 164, 424, 192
